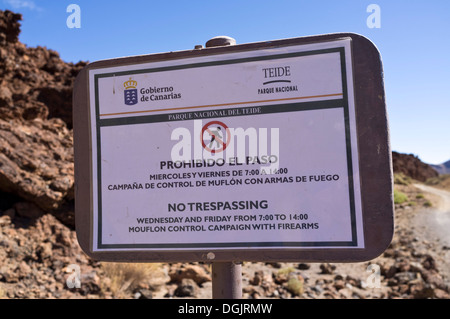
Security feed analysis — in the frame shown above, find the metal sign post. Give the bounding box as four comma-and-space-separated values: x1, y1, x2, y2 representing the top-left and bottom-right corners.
212, 262, 242, 299
73, 33, 393, 299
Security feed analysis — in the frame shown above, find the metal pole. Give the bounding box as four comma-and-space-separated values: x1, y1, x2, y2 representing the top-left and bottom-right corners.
202, 36, 242, 299
212, 262, 242, 299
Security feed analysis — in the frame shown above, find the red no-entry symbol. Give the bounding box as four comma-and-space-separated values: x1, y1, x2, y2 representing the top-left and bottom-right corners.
201, 121, 231, 154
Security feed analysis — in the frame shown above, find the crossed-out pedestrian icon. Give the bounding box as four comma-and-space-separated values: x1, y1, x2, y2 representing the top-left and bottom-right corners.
201, 121, 231, 154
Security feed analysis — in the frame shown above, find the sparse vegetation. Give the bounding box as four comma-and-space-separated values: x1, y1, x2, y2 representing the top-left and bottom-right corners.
423, 200, 433, 207
394, 189, 409, 204
394, 173, 413, 186
101, 262, 161, 297
277, 267, 296, 276
277, 267, 304, 296
426, 174, 450, 191
286, 277, 304, 296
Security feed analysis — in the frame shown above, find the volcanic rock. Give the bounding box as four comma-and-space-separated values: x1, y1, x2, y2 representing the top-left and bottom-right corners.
0, 118, 74, 212
168, 264, 211, 285
392, 151, 439, 182
0, 10, 86, 219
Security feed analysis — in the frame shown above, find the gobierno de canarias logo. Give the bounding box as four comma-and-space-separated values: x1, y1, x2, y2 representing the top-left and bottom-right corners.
124, 78, 138, 106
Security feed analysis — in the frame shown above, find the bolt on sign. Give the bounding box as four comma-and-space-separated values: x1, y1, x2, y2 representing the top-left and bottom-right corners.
73, 33, 394, 262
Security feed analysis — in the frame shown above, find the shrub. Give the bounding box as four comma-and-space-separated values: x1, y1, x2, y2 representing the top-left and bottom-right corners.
394, 189, 408, 204
394, 173, 412, 185
287, 277, 304, 296
101, 262, 160, 297
277, 267, 296, 276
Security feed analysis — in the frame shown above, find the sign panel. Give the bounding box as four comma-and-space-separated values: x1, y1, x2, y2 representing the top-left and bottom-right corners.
74, 33, 393, 262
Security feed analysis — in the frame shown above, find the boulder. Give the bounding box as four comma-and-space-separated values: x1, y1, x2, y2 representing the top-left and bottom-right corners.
174, 278, 200, 297
0, 118, 74, 212
169, 264, 211, 285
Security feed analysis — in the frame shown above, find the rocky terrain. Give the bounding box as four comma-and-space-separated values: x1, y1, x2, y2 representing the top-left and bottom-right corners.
1, 177, 449, 299
0, 9, 449, 299
0, 10, 84, 225
392, 151, 439, 182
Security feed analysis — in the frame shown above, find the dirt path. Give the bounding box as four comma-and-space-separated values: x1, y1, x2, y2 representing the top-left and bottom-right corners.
412, 184, 450, 283
415, 184, 450, 210
413, 184, 450, 245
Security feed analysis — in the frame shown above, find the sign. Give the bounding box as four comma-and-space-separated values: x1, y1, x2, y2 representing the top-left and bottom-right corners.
73, 33, 394, 262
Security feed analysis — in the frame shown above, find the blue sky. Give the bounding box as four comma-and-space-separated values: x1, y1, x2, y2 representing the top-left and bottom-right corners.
2, 0, 449, 165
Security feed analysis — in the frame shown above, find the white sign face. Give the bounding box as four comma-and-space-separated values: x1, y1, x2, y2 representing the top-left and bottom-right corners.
88, 39, 364, 251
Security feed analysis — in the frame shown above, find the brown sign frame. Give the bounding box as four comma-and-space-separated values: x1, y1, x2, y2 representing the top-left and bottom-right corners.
73, 33, 393, 263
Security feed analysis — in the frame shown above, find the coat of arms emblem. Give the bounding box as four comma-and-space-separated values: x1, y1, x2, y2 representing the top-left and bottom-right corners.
124, 78, 138, 105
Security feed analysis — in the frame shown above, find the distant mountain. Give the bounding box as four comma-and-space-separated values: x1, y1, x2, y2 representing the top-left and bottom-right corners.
430, 160, 450, 175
